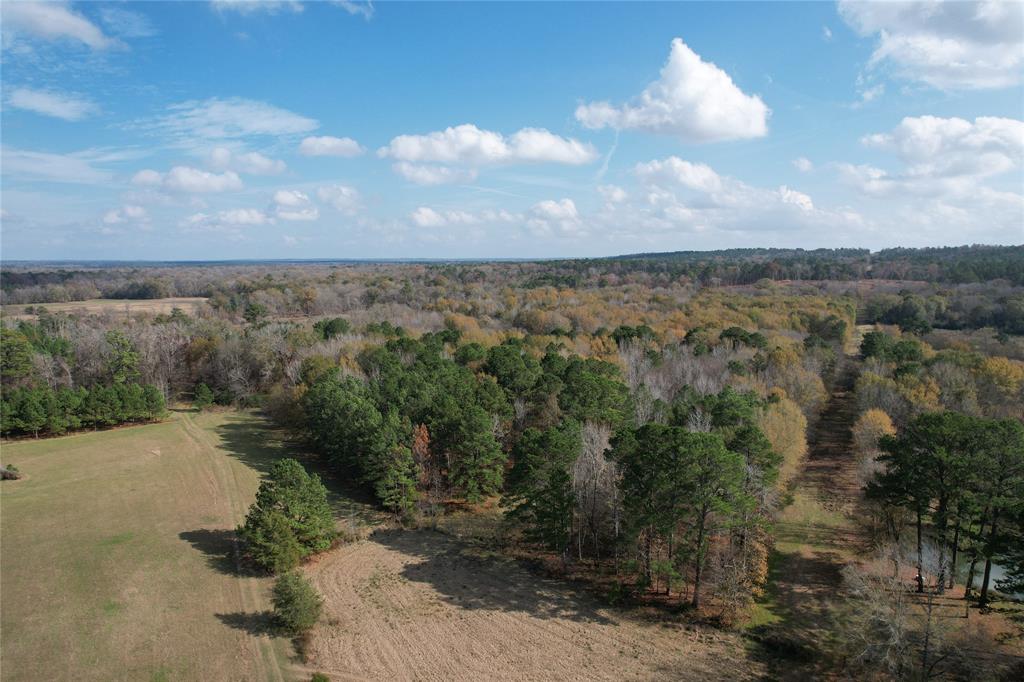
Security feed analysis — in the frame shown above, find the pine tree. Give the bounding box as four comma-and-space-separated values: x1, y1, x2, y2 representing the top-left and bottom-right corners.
238, 458, 336, 571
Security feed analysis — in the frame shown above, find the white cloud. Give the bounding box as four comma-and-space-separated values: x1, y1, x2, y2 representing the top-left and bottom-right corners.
99, 7, 157, 38
182, 208, 271, 234
132, 166, 244, 193
103, 204, 148, 225
6, 88, 98, 121
409, 207, 446, 228
272, 190, 319, 221
141, 97, 318, 143
335, 1, 375, 21
209, 147, 286, 175
2, 148, 114, 184
1, 2, 117, 49
298, 135, 364, 157
822, 25, 833, 41
598, 184, 628, 204
778, 186, 814, 212
635, 157, 722, 193
847, 116, 1024, 197
408, 206, 484, 228
210, 1, 304, 15
131, 169, 163, 186
833, 116, 1023, 242
379, 124, 597, 166
624, 155, 856, 236
793, 157, 814, 173
854, 82, 884, 107
862, 116, 1023, 175
392, 162, 477, 186
575, 38, 769, 142
527, 198, 584, 237
317, 184, 361, 214
839, 0, 1024, 90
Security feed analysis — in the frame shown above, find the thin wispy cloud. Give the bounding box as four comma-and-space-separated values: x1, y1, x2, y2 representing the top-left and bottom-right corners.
6, 88, 98, 121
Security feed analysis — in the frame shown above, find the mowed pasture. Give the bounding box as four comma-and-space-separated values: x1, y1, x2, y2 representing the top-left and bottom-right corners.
0, 411, 295, 681
0, 297, 208, 320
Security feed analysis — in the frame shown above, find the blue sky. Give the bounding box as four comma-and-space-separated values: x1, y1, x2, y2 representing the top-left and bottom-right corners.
1, 0, 1022, 260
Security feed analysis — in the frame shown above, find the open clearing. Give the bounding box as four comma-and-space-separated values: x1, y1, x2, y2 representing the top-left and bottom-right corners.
302, 529, 762, 681
0, 297, 208, 320
2, 410, 762, 682
0, 411, 293, 681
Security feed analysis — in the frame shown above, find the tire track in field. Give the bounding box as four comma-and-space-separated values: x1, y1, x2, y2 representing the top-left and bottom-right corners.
179, 412, 287, 682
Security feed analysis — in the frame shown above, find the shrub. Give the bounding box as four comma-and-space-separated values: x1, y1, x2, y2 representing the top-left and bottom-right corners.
272, 572, 322, 635
193, 383, 215, 411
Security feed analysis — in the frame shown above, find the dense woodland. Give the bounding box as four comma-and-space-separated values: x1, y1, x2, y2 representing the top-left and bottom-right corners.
2, 245, 1023, 678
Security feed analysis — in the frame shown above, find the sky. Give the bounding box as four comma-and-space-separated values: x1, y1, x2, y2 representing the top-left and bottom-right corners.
1, 0, 1022, 261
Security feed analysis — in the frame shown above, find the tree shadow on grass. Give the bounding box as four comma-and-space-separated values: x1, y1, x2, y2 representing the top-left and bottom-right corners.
373, 528, 614, 625
216, 611, 278, 637
745, 548, 844, 678
179, 528, 260, 577
214, 414, 387, 528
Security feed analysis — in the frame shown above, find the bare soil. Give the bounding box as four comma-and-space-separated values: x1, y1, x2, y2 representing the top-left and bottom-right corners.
301, 529, 762, 681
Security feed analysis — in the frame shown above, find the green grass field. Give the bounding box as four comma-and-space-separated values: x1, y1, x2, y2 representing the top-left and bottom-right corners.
1, 411, 309, 681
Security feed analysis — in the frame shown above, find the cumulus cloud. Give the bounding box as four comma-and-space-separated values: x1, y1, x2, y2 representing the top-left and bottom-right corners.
635, 157, 723, 193
317, 184, 361, 214
379, 124, 597, 167
392, 162, 477, 186
575, 38, 769, 142
6, 88, 98, 121
623, 155, 856, 237
272, 189, 319, 221
298, 135, 364, 157
527, 198, 584, 237
139, 97, 318, 144
132, 166, 244, 193
1, 1, 117, 49
832, 116, 1023, 243
209, 147, 286, 175
862, 115, 1023, 176
839, 0, 1024, 90
841, 116, 1024, 198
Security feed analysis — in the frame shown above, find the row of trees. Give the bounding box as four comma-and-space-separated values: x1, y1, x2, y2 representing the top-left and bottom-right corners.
236, 459, 331, 637
0, 382, 165, 437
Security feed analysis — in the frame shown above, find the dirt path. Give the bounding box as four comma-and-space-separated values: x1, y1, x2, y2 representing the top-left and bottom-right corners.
302, 529, 762, 681
752, 357, 865, 676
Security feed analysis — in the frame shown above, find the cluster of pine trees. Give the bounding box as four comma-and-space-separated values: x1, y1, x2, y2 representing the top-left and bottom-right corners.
300, 330, 633, 519
0, 382, 165, 437
869, 412, 1024, 604
294, 324, 789, 612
